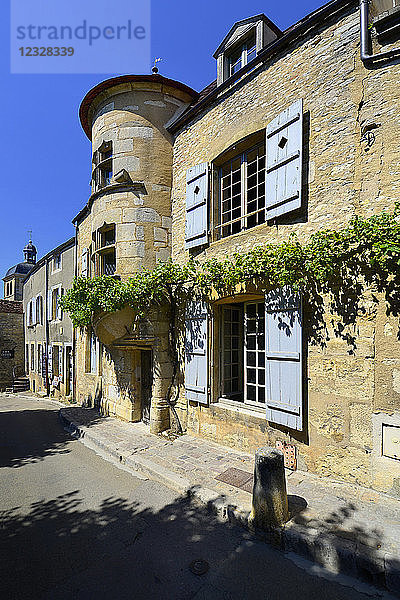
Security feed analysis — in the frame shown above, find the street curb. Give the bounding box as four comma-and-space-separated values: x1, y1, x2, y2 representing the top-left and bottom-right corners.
59, 408, 400, 597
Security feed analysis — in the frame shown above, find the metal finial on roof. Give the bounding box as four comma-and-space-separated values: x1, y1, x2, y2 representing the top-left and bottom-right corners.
152, 57, 162, 74
28, 229, 32, 242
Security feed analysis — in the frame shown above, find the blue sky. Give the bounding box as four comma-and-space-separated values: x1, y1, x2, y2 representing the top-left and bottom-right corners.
0, 0, 324, 280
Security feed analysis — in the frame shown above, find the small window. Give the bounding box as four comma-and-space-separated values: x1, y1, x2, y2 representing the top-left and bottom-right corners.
51, 286, 62, 321
92, 141, 113, 190
53, 254, 61, 271
228, 33, 257, 77
102, 251, 116, 276
36, 296, 43, 325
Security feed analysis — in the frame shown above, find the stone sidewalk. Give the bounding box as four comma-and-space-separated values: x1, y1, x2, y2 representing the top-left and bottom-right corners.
59, 404, 400, 596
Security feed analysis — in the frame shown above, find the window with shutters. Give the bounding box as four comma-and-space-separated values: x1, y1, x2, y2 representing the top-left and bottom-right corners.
50, 285, 62, 321
219, 301, 266, 408
207, 99, 303, 242
217, 289, 303, 430
36, 295, 43, 325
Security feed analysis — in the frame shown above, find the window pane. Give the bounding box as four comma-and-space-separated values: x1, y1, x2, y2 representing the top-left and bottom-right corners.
258, 387, 265, 403
247, 352, 256, 366
247, 385, 256, 401
247, 368, 256, 383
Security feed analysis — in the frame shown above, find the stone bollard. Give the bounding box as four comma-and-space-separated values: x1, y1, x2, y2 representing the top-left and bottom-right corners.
249, 447, 289, 530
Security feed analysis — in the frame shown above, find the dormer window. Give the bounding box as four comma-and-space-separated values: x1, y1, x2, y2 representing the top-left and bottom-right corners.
214, 14, 282, 86
228, 33, 257, 76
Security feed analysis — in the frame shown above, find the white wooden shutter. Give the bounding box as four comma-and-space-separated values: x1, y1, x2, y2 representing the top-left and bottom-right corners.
185, 163, 209, 249
266, 99, 303, 220
185, 300, 208, 404
81, 249, 89, 277
57, 285, 63, 321
265, 287, 303, 430
47, 291, 52, 321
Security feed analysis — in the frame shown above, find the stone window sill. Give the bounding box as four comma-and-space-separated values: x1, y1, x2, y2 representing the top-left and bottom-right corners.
213, 397, 266, 419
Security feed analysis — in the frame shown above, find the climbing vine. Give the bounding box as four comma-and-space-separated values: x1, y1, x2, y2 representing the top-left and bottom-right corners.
61, 208, 400, 433
61, 207, 400, 328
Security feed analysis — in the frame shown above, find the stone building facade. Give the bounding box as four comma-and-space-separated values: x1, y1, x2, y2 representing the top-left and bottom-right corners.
70, 0, 400, 495
166, 0, 400, 494
23, 238, 75, 400
73, 75, 197, 430
0, 300, 24, 390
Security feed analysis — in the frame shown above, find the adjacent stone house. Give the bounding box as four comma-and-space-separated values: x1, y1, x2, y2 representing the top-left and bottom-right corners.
0, 300, 24, 391
23, 238, 75, 399
72, 0, 400, 494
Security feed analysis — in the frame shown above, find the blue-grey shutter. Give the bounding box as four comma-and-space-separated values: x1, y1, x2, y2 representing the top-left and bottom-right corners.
265, 287, 303, 430
185, 300, 208, 404
185, 163, 209, 249
266, 99, 303, 220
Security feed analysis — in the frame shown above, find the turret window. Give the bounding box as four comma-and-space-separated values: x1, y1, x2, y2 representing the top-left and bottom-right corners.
92, 141, 113, 191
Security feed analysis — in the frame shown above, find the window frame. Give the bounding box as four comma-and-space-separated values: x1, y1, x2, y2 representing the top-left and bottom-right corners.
215, 140, 266, 240
217, 299, 266, 411
52, 253, 62, 273
227, 31, 257, 78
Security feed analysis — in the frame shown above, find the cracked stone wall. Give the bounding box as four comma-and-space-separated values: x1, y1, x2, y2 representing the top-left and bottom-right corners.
171, 6, 400, 493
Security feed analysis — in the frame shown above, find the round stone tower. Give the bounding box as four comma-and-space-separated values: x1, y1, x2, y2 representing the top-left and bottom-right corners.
74, 74, 197, 432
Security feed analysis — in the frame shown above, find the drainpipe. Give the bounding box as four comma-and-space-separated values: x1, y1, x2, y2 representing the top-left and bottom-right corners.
72, 223, 78, 403
45, 256, 50, 395
360, 0, 400, 64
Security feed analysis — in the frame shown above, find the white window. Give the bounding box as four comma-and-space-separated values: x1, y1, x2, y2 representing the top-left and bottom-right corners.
36, 296, 43, 325
220, 301, 266, 407
49, 285, 62, 321
52, 254, 62, 272
217, 142, 266, 239
228, 32, 257, 76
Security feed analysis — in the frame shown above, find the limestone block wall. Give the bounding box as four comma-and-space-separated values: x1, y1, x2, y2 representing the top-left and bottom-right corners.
74, 78, 195, 429
170, 6, 400, 493
0, 301, 24, 390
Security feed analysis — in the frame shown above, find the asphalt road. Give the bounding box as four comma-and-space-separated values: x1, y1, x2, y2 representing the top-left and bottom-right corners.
0, 395, 391, 600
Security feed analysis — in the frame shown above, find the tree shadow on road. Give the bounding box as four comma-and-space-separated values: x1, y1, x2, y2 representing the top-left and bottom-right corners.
1, 486, 399, 600
0, 409, 75, 468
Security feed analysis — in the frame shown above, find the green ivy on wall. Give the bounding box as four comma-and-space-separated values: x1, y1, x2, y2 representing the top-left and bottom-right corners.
61, 208, 400, 331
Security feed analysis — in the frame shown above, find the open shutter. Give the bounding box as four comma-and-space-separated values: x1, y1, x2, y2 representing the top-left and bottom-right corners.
32, 297, 37, 325
185, 300, 208, 404
185, 163, 209, 249
47, 291, 52, 321
265, 287, 303, 430
266, 99, 303, 220
81, 249, 89, 277
57, 286, 63, 321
